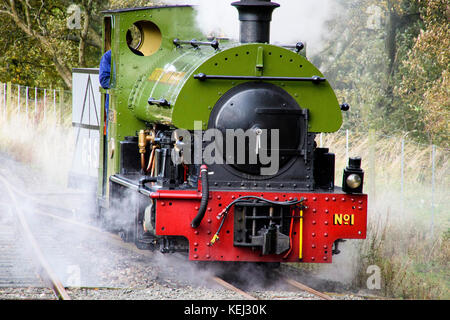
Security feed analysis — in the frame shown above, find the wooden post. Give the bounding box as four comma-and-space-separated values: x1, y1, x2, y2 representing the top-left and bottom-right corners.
368, 129, 376, 202
26, 86, 29, 117
3, 83, 5, 118
34, 87, 38, 119
59, 88, 65, 125
17, 85, 21, 113
0, 82, 3, 119
53, 88, 56, 117
431, 145, 436, 237
43, 88, 47, 121
7, 82, 11, 118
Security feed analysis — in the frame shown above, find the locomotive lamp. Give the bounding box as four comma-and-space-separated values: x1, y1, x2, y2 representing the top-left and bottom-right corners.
342, 157, 364, 194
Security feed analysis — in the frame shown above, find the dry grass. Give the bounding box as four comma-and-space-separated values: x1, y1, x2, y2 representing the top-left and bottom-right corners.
317, 131, 450, 300
0, 108, 74, 186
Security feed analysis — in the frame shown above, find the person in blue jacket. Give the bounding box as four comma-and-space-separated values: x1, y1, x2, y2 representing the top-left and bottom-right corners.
99, 49, 111, 136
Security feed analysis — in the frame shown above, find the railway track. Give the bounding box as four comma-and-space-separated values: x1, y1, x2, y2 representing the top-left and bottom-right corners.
0, 175, 70, 300
32, 208, 335, 301
0, 204, 44, 288
0, 173, 341, 301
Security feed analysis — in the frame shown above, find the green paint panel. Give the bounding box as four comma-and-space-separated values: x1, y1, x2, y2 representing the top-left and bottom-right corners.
172, 44, 342, 132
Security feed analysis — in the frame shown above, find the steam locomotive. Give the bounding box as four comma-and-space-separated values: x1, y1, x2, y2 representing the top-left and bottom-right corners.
97, 0, 367, 264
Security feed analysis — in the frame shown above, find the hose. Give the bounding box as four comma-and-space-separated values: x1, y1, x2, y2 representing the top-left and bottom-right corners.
210, 196, 305, 245
190, 165, 209, 228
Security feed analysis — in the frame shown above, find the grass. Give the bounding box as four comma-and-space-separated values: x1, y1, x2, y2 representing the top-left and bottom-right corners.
309, 131, 450, 300
0, 106, 74, 187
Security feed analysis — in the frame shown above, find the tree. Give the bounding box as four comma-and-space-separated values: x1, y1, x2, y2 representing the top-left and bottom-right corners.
394, 0, 449, 145
0, 0, 105, 88
317, 0, 448, 146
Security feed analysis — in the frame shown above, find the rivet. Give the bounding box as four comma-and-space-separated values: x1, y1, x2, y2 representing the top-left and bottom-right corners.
217, 195, 221, 200
193, 254, 198, 259
207, 231, 211, 235
312, 233, 316, 237
312, 220, 316, 225
325, 209, 329, 214
161, 202, 165, 206
207, 219, 212, 224
323, 256, 327, 261
351, 198, 356, 202
323, 245, 328, 249
324, 233, 328, 237
313, 197, 317, 201
324, 221, 329, 225
312, 244, 316, 248
194, 242, 198, 247
208, 207, 212, 212
194, 231, 199, 235
332, 197, 336, 201
325, 197, 329, 202
275, 196, 279, 201
358, 206, 363, 210
311, 257, 315, 261
206, 254, 211, 259
289, 197, 293, 201
359, 200, 363, 204
341, 198, 346, 202
232, 195, 236, 199
195, 206, 199, 210
312, 209, 317, 213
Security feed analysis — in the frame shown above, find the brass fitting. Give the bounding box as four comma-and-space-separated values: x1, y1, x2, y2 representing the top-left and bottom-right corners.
138, 129, 147, 154
139, 129, 157, 172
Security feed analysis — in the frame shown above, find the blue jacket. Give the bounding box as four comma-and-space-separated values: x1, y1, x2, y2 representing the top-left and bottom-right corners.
99, 50, 111, 104
99, 50, 111, 135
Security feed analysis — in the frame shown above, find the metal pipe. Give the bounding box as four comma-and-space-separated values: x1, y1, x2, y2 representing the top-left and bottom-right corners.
190, 165, 210, 228
150, 191, 202, 200
232, 0, 280, 43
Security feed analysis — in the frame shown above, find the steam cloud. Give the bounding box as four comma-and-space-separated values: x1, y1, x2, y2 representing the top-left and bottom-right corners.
163, 0, 342, 55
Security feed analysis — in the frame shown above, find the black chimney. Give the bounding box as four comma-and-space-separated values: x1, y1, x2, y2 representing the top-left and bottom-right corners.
232, 0, 280, 44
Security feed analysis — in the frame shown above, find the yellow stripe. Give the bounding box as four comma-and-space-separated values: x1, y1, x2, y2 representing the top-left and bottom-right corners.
148, 68, 186, 85
299, 209, 303, 260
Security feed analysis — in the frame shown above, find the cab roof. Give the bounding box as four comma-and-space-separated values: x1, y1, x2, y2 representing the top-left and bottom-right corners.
101, 5, 192, 14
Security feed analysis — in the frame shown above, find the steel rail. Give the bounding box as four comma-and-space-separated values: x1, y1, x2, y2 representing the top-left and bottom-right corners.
0, 175, 71, 300
283, 277, 333, 300
32, 210, 154, 259
210, 276, 258, 300
168, 253, 259, 300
